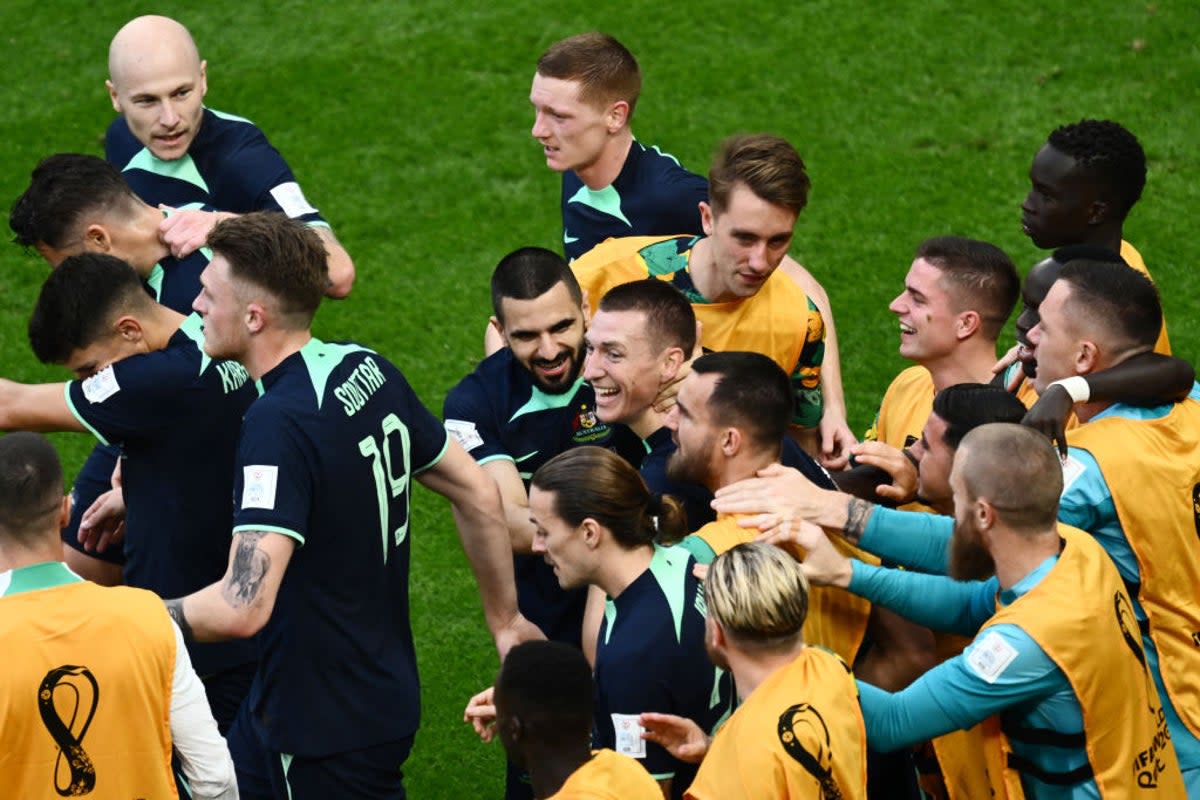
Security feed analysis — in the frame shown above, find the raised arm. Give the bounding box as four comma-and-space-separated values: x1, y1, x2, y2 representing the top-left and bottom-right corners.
481, 459, 537, 554
0, 380, 84, 432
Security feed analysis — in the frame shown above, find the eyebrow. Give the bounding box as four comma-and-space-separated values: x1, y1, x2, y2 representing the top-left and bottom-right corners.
510, 316, 575, 338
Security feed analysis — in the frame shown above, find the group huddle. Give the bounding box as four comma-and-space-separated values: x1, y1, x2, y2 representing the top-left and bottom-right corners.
1, 15, 1197, 800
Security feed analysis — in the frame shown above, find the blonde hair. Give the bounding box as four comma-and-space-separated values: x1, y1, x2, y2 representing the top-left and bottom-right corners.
706, 542, 809, 650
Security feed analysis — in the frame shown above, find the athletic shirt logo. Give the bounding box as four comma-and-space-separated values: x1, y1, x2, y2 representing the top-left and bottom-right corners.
572, 403, 612, 444
777, 703, 843, 799
38, 665, 99, 796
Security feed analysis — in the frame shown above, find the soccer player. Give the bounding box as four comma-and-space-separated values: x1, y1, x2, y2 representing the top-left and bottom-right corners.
464, 640, 662, 800
993, 244, 1193, 450
0, 253, 260, 734
104, 14, 354, 296
10, 152, 222, 583
528, 447, 733, 800
444, 247, 643, 799
571, 133, 856, 465
1028, 259, 1200, 792
0, 432, 237, 799
1020, 119, 1168, 352
640, 542, 868, 800
771, 423, 1186, 798
530, 32, 708, 262
165, 212, 539, 798
865, 236, 1020, 503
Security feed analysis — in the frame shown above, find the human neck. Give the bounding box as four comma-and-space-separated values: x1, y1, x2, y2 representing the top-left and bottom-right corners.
122, 204, 173, 276
628, 406, 666, 440
991, 526, 1060, 591
242, 329, 313, 381
144, 305, 189, 350
713, 451, 778, 495
686, 238, 730, 302
526, 741, 593, 799
0, 538, 64, 573
593, 544, 654, 599
1073, 226, 1123, 254
727, 641, 806, 700
923, 341, 1000, 392
574, 131, 634, 190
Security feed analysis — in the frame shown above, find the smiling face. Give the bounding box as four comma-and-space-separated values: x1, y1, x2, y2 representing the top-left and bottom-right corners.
697, 184, 796, 303
582, 308, 666, 425
1021, 144, 1098, 249
529, 73, 617, 177
888, 258, 962, 364
496, 282, 586, 394
529, 485, 593, 590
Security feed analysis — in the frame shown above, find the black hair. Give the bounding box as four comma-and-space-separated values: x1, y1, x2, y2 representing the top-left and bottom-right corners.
1047, 119, 1146, 219
490, 247, 583, 321
10, 153, 139, 248
932, 383, 1028, 449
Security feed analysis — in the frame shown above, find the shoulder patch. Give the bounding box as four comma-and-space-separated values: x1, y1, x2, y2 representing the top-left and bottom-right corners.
269, 181, 319, 218
445, 419, 484, 452
965, 630, 1019, 684
81, 366, 121, 404
242, 464, 279, 510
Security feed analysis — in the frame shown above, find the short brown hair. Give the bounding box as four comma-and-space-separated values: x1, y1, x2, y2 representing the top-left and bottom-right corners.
708, 134, 810, 216
914, 236, 1019, 341
206, 213, 328, 325
536, 32, 641, 116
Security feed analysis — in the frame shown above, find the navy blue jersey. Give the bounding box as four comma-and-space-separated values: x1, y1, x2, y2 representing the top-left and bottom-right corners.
147, 241, 210, 315
233, 339, 449, 757
562, 140, 707, 261
640, 428, 837, 532
593, 545, 733, 798
443, 348, 645, 645
64, 314, 258, 676
107, 107, 327, 225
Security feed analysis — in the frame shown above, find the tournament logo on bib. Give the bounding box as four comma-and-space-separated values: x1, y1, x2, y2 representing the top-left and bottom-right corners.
572, 404, 612, 444
777, 703, 842, 799
38, 665, 99, 795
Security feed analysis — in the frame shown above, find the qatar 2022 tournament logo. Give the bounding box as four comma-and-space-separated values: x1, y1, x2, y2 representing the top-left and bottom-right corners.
38, 665, 99, 796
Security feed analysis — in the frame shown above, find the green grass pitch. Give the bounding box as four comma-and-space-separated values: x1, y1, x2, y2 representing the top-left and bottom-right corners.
2, 1, 1197, 795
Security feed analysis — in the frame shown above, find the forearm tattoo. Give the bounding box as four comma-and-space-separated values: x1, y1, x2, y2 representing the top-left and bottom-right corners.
165, 599, 195, 642
223, 531, 271, 608
843, 498, 876, 544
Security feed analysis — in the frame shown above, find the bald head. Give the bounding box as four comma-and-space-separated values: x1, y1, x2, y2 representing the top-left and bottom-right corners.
106, 16, 207, 161
109, 16, 201, 86
954, 424, 1061, 532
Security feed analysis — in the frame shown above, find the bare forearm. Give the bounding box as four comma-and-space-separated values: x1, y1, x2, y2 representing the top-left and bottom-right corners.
452, 500, 522, 634
1085, 352, 1194, 404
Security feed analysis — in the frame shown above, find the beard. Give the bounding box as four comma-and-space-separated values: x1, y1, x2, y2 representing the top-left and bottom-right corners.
948, 515, 996, 581
665, 434, 717, 488
529, 344, 583, 394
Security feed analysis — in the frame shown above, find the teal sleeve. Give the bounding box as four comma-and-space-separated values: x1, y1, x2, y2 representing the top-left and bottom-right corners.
858, 506, 952, 574
848, 561, 997, 636
676, 534, 717, 565
857, 624, 1070, 752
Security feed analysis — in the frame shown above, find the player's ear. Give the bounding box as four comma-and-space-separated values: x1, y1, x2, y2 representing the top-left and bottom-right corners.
113, 315, 144, 343
489, 315, 505, 340
606, 99, 630, 133
722, 427, 741, 457
105, 79, 121, 113
245, 303, 267, 334
198, 59, 208, 97
579, 290, 591, 327
1076, 340, 1101, 375
83, 224, 112, 253
581, 517, 603, 549
699, 202, 714, 236
1086, 197, 1110, 226
661, 347, 686, 382
955, 310, 981, 341
59, 494, 72, 529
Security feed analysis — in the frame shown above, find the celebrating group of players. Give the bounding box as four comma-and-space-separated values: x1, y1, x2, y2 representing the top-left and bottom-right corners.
2, 15, 1198, 800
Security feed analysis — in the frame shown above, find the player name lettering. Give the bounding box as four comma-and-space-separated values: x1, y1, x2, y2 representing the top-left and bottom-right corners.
216, 361, 251, 394
335, 357, 388, 417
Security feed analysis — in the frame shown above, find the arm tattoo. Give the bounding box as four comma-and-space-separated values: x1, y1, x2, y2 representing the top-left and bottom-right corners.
222, 531, 271, 608
843, 498, 876, 544
165, 599, 195, 642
